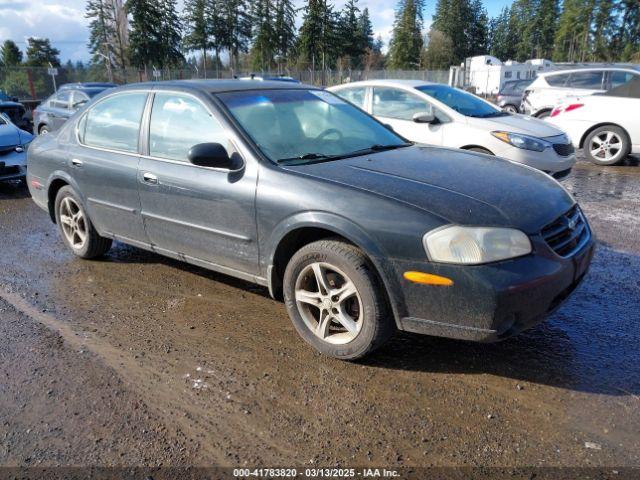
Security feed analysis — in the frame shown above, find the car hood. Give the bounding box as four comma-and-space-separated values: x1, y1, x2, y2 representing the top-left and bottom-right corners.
284, 145, 574, 234
468, 113, 564, 139
0, 124, 21, 147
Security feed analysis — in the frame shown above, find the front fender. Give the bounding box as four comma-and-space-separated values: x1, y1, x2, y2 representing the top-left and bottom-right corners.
263, 211, 407, 327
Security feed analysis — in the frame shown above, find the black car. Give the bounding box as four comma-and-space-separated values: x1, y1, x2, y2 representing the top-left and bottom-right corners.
26, 80, 594, 359
33, 82, 117, 135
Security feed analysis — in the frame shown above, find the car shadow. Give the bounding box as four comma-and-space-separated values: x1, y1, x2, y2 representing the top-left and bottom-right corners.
101, 240, 639, 397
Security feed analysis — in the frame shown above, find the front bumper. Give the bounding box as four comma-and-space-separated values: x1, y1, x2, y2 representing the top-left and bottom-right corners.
493, 143, 576, 175
392, 233, 595, 342
0, 151, 27, 181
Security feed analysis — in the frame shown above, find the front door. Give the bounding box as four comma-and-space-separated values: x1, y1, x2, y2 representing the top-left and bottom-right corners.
371, 86, 444, 146
72, 90, 149, 244
138, 91, 259, 275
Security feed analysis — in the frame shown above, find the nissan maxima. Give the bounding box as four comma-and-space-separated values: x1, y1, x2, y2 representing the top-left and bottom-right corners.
26, 81, 594, 359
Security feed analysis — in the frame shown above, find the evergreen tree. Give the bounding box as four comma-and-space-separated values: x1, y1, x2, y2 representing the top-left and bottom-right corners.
337, 0, 362, 67
219, 0, 252, 70
388, 0, 424, 69
127, 0, 163, 69
468, 0, 488, 57
614, 0, 640, 61
86, 0, 117, 81
0, 40, 23, 67
358, 7, 375, 51
250, 0, 276, 70
297, 0, 338, 70
273, 0, 297, 66
183, 0, 212, 71
553, 0, 595, 62
25, 38, 61, 67
488, 7, 512, 60
591, 0, 615, 61
159, 0, 184, 67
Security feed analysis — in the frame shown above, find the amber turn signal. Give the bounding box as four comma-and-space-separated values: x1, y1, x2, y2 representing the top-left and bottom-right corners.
403, 271, 454, 286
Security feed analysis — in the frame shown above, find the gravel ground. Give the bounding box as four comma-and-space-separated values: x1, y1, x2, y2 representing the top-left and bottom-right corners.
0, 155, 638, 475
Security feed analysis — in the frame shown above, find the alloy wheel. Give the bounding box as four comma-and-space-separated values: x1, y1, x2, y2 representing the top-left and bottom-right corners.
589, 131, 623, 162
59, 196, 87, 250
294, 262, 363, 345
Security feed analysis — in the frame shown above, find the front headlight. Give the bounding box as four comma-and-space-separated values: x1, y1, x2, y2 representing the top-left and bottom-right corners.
491, 131, 549, 152
423, 226, 532, 264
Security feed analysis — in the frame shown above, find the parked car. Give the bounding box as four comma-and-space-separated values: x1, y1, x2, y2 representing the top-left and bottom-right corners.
496, 79, 532, 113
33, 82, 117, 135
547, 75, 640, 165
0, 91, 30, 131
329, 80, 576, 180
0, 112, 33, 183
521, 66, 640, 118
27, 80, 594, 359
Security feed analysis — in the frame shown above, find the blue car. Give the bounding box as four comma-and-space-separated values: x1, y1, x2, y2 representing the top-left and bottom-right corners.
0, 112, 33, 182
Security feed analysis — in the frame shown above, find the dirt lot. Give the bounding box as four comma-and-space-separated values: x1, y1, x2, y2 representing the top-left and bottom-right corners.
0, 156, 638, 475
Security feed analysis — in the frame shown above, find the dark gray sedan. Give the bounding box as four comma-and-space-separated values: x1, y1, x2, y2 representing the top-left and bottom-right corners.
26, 80, 594, 359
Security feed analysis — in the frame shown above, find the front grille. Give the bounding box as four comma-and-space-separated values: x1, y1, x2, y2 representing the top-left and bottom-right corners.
541, 205, 590, 258
0, 165, 20, 176
552, 142, 575, 156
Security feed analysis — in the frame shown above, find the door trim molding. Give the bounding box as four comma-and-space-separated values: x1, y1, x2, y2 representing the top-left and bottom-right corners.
88, 197, 137, 214
141, 211, 252, 242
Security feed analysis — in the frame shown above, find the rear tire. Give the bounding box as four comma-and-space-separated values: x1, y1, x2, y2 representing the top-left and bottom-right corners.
283, 239, 394, 360
54, 186, 112, 259
583, 125, 630, 166
503, 104, 518, 114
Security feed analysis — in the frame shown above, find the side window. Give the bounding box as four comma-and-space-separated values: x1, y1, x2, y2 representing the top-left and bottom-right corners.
610, 71, 635, 89
52, 90, 72, 109
545, 73, 570, 87
335, 87, 367, 109
71, 91, 89, 110
372, 87, 431, 121
82, 92, 147, 153
149, 92, 229, 162
568, 71, 604, 89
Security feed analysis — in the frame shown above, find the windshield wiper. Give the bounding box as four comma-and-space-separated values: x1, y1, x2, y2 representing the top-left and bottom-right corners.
277, 143, 412, 165
277, 152, 339, 164
342, 142, 413, 157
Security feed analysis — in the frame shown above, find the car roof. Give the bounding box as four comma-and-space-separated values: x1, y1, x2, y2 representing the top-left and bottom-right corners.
540, 66, 640, 77
108, 79, 316, 94
59, 82, 118, 90
330, 79, 438, 89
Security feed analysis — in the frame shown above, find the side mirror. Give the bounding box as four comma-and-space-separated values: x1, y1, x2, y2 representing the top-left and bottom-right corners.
413, 111, 436, 124
383, 123, 394, 131
188, 142, 239, 170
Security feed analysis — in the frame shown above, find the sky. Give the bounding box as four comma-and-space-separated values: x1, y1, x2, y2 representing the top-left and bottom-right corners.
0, 0, 512, 63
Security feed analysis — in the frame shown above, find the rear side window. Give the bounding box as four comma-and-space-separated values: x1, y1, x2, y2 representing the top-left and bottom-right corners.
335, 87, 367, 109
545, 73, 570, 87
149, 92, 229, 161
568, 71, 604, 89
81, 92, 147, 153
610, 71, 636, 89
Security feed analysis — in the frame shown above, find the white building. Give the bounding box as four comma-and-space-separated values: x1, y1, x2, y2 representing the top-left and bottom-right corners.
463, 56, 555, 95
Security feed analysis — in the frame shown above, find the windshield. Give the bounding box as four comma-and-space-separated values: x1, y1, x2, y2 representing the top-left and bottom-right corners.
217, 89, 408, 164
416, 84, 505, 118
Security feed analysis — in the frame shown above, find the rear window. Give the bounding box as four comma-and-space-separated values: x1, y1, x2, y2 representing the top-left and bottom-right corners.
545, 73, 570, 87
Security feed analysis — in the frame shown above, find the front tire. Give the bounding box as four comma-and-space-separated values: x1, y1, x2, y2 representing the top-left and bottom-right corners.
283, 239, 394, 360
503, 104, 518, 114
583, 125, 630, 166
39, 125, 49, 135
54, 186, 112, 259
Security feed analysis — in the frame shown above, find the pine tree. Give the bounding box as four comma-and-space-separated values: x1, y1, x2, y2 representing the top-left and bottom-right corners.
614, 0, 640, 61
297, 0, 338, 70
25, 38, 61, 67
388, 0, 424, 69
358, 7, 375, 52
536, 0, 559, 59
468, 0, 488, 57
273, 0, 297, 66
86, 0, 117, 81
219, 0, 252, 71
488, 7, 512, 60
553, 0, 595, 62
337, 0, 362, 67
183, 0, 212, 72
0, 40, 23, 67
591, 0, 615, 60
127, 0, 163, 70
159, 0, 184, 67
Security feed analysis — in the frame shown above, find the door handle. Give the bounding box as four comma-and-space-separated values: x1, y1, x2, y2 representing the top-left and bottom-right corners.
71, 158, 83, 167
142, 172, 158, 184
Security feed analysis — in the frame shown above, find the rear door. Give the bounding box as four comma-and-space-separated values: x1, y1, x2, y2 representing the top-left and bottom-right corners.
137, 90, 259, 275
73, 90, 149, 245
371, 86, 444, 145
565, 70, 606, 97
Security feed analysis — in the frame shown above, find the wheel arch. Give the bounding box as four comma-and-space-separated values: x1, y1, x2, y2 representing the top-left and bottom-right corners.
46, 172, 82, 223
461, 145, 494, 155
579, 122, 631, 149
265, 213, 404, 327
533, 108, 553, 118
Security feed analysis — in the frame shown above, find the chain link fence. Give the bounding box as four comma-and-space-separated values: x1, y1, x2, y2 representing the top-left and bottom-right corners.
0, 66, 450, 104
